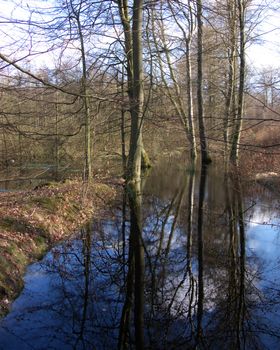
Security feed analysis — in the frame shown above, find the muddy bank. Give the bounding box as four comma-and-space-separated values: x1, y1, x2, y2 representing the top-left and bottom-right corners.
0, 179, 115, 317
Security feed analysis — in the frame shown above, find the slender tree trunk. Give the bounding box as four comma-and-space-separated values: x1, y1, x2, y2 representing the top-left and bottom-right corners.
117, 0, 134, 103
120, 67, 127, 175
186, 39, 197, 161
55, 91, 59, 180
224, 0, 237, 159
127, 0, 144, 182
196, 0, 211, 164
75, 6, 92, 180
230, 0, 245, 163
118, 0, 146, 182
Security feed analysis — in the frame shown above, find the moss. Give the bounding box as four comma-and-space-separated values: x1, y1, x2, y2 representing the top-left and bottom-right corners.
34, 234, 46, 247
141, 148, 152, 169
14, 249, 28, 266
0, 256, 10, 272
33, 235, 48, 258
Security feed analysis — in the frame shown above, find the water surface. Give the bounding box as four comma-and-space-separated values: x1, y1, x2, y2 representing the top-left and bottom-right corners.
1, 160, 280, 349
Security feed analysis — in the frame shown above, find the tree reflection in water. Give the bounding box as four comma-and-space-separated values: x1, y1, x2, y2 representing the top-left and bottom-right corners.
1, 161, 280, 349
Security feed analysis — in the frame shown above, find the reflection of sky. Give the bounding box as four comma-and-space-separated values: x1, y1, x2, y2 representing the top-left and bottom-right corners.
0, 237, 123, 350
247, 223, 280, 260
246, 203, 280, 263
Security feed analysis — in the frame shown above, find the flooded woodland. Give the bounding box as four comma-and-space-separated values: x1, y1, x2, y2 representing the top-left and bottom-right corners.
1, 0, 280, 349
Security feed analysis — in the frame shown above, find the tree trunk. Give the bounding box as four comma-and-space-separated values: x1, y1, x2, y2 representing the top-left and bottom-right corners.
127, 0, 144, 182
120, 67, 127, 175
230, 0, 245, 163
196, 0, 211, 164
118, 0, 146, 182
186, 39, 197, 161
224, 0, 237, 160
75, 6, 92, 181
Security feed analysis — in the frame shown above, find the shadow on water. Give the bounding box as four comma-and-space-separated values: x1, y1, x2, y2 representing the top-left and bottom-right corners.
1, 159, 280, 349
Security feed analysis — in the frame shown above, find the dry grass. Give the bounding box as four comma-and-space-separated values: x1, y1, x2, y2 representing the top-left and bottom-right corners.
239, 124, 280, 178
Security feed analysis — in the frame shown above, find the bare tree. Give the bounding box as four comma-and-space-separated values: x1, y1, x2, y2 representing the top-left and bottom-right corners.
230, 0, 246, 163
117, 0, 146, 182
196, 0, 211, 164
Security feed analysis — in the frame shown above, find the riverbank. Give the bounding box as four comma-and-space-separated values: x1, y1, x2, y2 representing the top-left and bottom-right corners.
0, 179, 115, 318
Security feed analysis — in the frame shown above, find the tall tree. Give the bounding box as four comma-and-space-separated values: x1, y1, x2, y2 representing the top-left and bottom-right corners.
223, 0, 238, 159
117, 0, 145, 182
230, 0, 246, 163
196, 0, 211, 164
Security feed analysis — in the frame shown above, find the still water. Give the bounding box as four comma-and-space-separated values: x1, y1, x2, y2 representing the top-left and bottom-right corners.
1, 160, 280, 349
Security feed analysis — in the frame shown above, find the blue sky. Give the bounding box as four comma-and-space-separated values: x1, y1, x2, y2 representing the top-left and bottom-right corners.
0, 0, 279, 70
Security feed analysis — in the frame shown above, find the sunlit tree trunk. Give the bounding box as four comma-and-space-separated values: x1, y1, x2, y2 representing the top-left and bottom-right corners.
196, 0, 211, 164
126, 0, 144, 182
118, 67, 127, 175
230, 0, 245, 163
117, 0, 146, 182
186, 38, 197, 161
224, 0, 238, 160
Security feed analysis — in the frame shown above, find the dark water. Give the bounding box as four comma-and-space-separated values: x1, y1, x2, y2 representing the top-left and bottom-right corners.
1, 160, 280, 349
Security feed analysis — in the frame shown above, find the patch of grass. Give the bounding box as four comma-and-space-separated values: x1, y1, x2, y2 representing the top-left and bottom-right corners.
33, 235, 48, 258
0, 217, 31, 234
30, 196, 63, 213
12, 246, 28, 266
0, 256, 10, 272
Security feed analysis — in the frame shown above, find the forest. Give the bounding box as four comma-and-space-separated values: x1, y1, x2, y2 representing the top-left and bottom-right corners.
1, 0, 280, 349
0, 0, 279, 182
